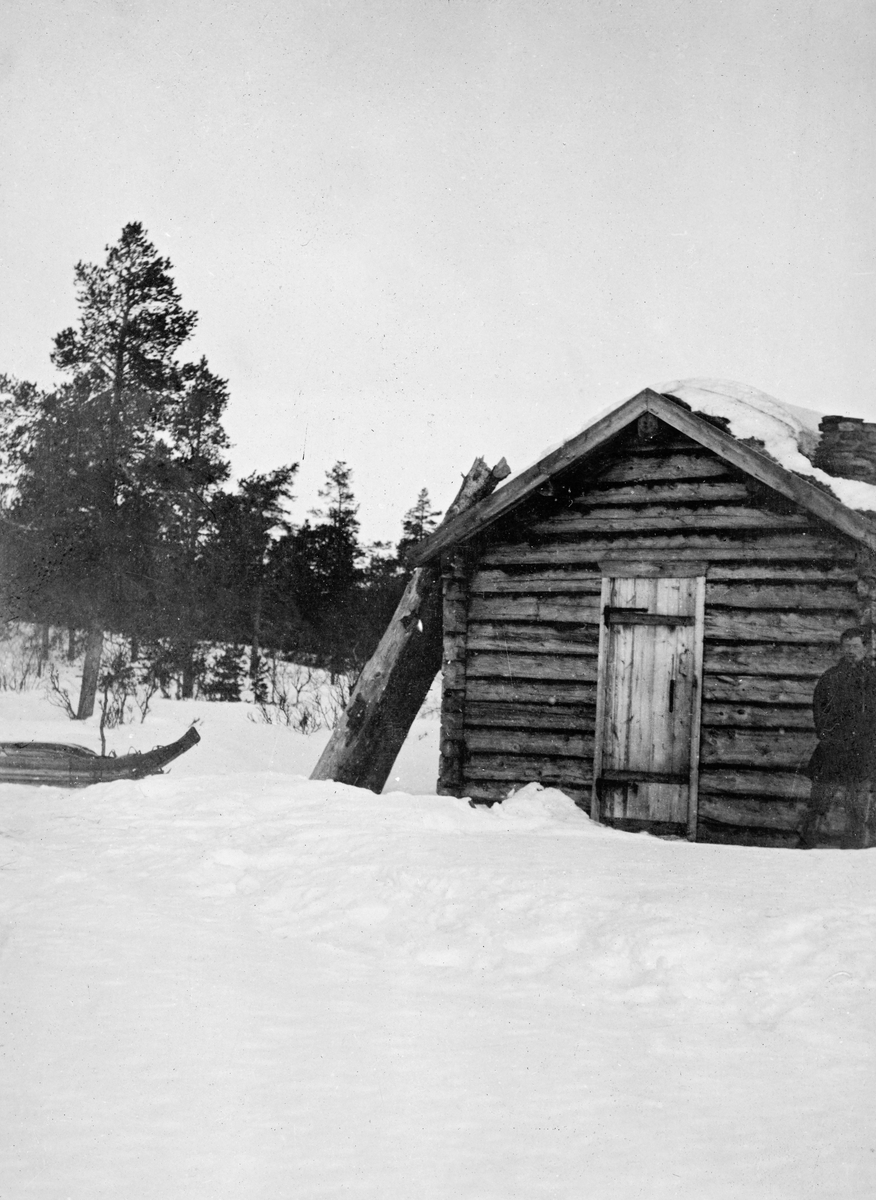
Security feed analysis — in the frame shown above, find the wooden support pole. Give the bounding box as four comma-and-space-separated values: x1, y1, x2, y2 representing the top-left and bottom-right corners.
310, 456, 510, 792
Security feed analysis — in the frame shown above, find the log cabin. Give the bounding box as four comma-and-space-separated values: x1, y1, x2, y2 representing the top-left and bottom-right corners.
409, 383, 876, 848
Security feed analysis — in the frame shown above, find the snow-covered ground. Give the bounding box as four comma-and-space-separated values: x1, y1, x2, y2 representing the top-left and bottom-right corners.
2, 687, 875, 1199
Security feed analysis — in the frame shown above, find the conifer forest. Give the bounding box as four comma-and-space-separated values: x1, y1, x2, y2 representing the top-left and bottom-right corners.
0, 224, 441, 717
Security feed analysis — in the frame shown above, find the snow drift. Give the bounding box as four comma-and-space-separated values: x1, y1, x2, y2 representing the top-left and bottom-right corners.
1, 693, 875, 1198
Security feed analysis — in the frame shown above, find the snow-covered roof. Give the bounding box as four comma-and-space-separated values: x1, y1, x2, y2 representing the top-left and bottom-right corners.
660, 378, 876, 515
411, 381, 876, 565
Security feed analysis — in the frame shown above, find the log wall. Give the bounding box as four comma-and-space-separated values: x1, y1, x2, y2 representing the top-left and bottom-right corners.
450, 423, 873, 846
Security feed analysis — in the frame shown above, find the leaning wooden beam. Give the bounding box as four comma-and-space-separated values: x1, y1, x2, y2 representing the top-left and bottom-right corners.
310, 456, 511, 792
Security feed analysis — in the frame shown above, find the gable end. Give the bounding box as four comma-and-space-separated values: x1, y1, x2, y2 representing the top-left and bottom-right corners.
411, 390, 876, 565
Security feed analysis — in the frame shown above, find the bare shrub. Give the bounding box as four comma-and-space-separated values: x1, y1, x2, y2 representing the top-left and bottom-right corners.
96, 646, 138, 753
132, 671, 162, 722
312, 672, 351, 728
248, 655, 351, 732
45, 664, 76, 718
0, 622, 44, 691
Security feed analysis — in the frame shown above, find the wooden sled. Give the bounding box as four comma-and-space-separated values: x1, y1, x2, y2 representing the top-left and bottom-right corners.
0, 724, 201, 787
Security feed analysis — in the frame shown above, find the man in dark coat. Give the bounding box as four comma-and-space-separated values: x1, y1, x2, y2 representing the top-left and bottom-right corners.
800, 628, 876, 848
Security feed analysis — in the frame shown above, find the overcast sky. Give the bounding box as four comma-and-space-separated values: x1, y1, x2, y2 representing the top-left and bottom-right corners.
2, 0, 874, 542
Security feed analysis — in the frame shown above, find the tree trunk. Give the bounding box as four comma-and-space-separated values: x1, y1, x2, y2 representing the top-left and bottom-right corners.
180, 646, 196, 700
250, 580, 263, 691
311, 456, 510, 791
76, 626, 104, 720
38, 623, 50, 677
67, 627, 78, 661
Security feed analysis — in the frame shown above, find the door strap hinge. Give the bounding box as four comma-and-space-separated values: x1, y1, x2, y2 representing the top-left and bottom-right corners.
603, 607, 694, 627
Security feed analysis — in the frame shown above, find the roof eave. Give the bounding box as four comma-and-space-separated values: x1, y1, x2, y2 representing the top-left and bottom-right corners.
409, 389, 655, 565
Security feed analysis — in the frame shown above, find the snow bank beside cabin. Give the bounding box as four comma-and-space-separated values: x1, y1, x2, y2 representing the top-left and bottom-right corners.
661, 378, 876, 514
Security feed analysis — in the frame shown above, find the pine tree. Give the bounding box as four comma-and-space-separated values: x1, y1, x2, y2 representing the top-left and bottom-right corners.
397, 488, 441, 563
155, 358, 231, 696
10, 375, 123, 633
43, 223, 197, 715
206, 466, 298, 688
0, 374, 57, 623
288, 462, 366, 677
309, 460, 361, 595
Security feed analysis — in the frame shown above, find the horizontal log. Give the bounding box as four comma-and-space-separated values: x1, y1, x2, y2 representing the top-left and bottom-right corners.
468, 794, 812, 838
467, 622, 598, 656
698, 769, 811, 801
702, 675, 816, 705
462, 782, 509, 803
481, 535, 854, 567
465, 729, 593, 757
465, 652, 597, 683
706, 564, 859, 584
465, 753, 591, 784
466, 678, 597, 705
595, 558, 708, 578
533, 507, 811, 535
470, 600, 850, 641
463, 715, 811, 763
700, 728, 815, 769
470, 569, 602, 595
464, 700, 594, 730
697, 796, 805, 832
703, 645, 835, 677
468, 604, 844, 643
701, 702, 814, 730
696, 825, 801, 848
468, 595, 599, 623
463, 791, 815, 839
596, 452, 737, 485
704, 610, 847, 643
468, 649, 836, 687
576, 481, 753, 507
627, 435, 703, 454
464, 701, 814, 735
464, 781, 591, 806
706, 583, 858, 611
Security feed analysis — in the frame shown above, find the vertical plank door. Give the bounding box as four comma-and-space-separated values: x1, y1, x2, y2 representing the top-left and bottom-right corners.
591, 575, 705, 837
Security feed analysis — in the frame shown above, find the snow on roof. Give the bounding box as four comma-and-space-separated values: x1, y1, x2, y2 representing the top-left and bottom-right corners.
659, 379, 876, 514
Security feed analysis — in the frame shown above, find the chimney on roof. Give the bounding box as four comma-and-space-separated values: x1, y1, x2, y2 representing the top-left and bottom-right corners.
814, 416, 876, 486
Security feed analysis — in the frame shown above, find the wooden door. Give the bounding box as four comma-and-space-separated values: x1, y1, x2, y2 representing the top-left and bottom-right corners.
591, 575, 705, 838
